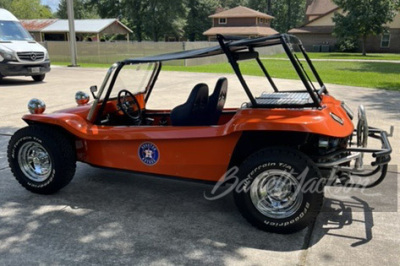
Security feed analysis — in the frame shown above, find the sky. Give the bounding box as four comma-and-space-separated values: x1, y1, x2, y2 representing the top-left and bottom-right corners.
41, 0, 60, 12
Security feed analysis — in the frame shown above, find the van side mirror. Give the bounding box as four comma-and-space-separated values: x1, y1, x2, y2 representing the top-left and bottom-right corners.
90, 85, 98, 99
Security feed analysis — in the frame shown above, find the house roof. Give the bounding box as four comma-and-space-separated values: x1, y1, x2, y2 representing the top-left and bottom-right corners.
20, 19, 58, 32
289, 6, 338, 33
209, 6, 274, 19
40, 19, 132, 33
203, 26, 278, 36
306, 0, 337, 16
289, 26, 334, 34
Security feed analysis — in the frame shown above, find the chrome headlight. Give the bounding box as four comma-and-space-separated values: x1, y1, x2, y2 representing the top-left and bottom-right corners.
45, 51, 50, 60
28, 99, 46, 114
330, 112, 344, 125
341, 102, 354, 120
75, 91, 90, 105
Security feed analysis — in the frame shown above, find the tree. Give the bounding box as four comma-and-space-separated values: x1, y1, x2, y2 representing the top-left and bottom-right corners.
56, 0, 99, 19
124, 0, 146, 41
271, 0, 306, 33
185, 0, 220, 41
92, 0, 187, 41
333, 0, 400, 55
1, 0, 53, 19
141, 0, 187, 41
248, 0, 306, 33
88, 0, 121, 18
73, 0, 310, 41
219, 0, 249, 8
0, 0, 12, 10
248, 0, 272, 14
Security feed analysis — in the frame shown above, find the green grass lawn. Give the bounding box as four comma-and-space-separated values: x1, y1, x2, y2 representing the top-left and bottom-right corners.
163, 60, 400, 91
53, 58, 400, 91
266, 52, 400, 61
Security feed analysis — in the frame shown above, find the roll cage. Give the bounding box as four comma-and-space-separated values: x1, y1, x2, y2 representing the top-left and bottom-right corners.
88, 34, 327, 123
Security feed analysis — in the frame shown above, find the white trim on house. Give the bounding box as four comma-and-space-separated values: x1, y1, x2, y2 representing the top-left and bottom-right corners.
380, 33, 391, 48
219, 18, 227, 25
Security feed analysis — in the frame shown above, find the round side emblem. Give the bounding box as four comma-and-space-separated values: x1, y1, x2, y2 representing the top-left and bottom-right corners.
138, 142, 159, 165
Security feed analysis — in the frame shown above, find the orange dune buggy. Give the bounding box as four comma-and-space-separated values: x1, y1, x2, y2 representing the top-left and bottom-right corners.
8, 34, 392, 234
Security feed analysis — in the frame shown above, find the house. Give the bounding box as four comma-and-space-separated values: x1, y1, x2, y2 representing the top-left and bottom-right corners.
203, 6, 278, 41
305, 0, 338, 22
21, 19, 133, 42
20, 19, 58, 42
289, 0, 400, 53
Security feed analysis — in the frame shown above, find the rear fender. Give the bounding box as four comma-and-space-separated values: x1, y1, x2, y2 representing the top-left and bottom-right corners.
226, 106, 353, 138
228, 131, 310, 169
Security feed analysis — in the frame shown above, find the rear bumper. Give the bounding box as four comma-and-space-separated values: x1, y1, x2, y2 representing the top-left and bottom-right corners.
0, 60, 51, 77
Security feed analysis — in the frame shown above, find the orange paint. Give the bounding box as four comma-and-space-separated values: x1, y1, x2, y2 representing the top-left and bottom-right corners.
22, 94, 354, 181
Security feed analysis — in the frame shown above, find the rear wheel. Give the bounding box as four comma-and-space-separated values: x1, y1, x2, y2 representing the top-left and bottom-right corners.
234, 148, 324, 234
7, 125, 76, 194
32, 74, 45, 82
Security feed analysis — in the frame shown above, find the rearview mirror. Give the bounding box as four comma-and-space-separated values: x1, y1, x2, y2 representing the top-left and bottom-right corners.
90, 85, 98, 99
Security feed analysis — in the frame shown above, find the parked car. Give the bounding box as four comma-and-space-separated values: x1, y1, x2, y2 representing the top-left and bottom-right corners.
0, 8, 50, 81
7, 34, 392, 234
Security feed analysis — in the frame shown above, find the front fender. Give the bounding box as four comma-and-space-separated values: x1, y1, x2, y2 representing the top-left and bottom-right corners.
23, 113, 97, 140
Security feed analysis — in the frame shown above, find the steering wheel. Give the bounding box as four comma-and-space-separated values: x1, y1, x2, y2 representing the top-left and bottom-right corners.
117, 89, 142, 125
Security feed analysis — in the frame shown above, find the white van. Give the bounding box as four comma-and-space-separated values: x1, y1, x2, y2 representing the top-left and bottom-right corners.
0, 8, 50, 82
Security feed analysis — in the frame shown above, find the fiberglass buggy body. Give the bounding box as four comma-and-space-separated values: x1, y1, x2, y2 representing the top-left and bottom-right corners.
8, 34, 392, 234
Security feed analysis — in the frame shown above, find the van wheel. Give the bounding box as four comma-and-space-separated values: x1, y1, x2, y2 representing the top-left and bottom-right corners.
233, 148, 324, 234
32, 74, 45, 82
7, 125, 76, 194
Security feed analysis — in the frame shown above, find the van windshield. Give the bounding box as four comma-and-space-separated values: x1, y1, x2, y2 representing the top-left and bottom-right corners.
0, 21, 33, 41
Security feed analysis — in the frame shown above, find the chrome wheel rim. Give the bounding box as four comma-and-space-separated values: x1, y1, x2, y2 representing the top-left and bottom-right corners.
18, 141, 52, 182
250, 169, 303, 219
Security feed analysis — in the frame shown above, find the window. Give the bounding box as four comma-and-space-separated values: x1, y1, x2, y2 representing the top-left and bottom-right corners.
219, 18, 227, 24
108, 63, 157, 100
381, 33, 391, 48
259, 18, 264, 24
0, 21, 33, 41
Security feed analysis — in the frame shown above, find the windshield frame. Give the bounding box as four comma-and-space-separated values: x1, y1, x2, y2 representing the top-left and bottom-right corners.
88, 61, 161, 124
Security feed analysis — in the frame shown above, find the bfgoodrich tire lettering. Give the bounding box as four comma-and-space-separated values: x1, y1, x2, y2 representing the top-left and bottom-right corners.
7, 125, 76, 194
233, 147, 324, 234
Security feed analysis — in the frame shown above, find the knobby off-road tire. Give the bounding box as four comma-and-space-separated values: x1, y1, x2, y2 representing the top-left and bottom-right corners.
7, 125, 76, 194
233, 148, 324, 234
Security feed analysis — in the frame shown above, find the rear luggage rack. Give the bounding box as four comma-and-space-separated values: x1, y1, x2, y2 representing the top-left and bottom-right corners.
256, 92, 313, 105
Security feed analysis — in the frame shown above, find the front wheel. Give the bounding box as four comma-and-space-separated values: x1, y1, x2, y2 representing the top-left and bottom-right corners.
234, 148, 324, 234
32, 74, 45, 82
7, 125, 76, 194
